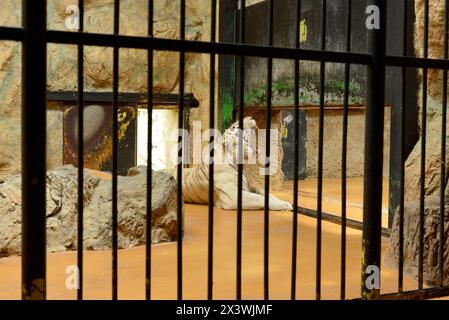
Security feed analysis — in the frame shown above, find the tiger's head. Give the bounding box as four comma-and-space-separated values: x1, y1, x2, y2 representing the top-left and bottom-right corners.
219, 116, 258, 166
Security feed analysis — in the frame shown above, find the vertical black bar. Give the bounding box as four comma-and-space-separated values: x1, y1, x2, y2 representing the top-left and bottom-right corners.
341, 0, 352, 301
21, 0, 47, 301
112, 0, 120, 301
316, 0, 327, 301
178, 0, 186, 301
362, 0, 386, 300
233, 0, 240, 122
77, 0, 85, 301
291, 0, 301, 301
263, 0, 274, 301
388, 1, 419, 230
418, 0, 429, 291
146, 0, 154, 301
398, 0, 408, 293
208, 0, 217, 301
439, 0, 449, 288
236, 0, 245, 301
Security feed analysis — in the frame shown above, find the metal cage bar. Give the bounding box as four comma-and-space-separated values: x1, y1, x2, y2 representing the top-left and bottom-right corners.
439, 0, 449, 288
146, 0, 154, 301
207, 0, 217, 301
112, 0, 120, 300
362, 0, 387, 300
341, 0, 353, 301
290, 0, 301, 301
177, 0, 186, 301
236, 0, 245, 301
315, 0, 327, 300
398, 0, 408, 294
46, 30, 373, 64
77, 0, 85, 301
21, 0, 47, 300
263, 0, 274, 301
418, 0, 430, 291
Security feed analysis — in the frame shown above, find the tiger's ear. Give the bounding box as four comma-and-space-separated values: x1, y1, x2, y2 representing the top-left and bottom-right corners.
244, 117, 256, 129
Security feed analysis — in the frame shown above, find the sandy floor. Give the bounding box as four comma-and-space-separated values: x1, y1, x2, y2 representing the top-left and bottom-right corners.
0, 178, 418, 300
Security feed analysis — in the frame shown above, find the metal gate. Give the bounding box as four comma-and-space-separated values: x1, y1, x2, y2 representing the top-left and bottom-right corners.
1, 0, 449, 300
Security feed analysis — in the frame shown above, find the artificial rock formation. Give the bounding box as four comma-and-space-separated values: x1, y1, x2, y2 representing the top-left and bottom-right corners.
415, 0, 447, 102
386, 189, 449, 286
405, 0, 449, 202
0, 0, 213, 180
0, 165, 182, 257
404, 117, 449, 202
388, 0, 449, 285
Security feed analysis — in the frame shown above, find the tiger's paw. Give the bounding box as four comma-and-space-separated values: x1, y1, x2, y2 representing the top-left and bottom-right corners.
272, 200, 293, 211
282, 201, 293, 212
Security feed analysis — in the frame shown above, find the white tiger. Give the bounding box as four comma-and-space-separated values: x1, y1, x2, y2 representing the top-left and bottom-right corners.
177, 117, 293, 211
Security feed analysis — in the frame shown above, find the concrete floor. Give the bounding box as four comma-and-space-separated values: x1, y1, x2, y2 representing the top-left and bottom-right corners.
0, 178, 418, 300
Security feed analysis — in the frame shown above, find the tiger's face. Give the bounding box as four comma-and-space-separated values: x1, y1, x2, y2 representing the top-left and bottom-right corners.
221, 117, 258, 165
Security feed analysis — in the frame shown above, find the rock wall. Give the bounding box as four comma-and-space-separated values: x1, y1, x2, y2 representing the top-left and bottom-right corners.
0, 165, 182, 257
0, 1, 22, 180
387, 1, 449, 285
0, 0, 214, 181
386, 188, 449, 286
415, 0, 446, 105
405, 0, 449, 201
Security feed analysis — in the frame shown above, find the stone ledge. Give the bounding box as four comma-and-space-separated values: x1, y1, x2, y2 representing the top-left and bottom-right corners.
386, 191, 449, 286
0, 165, 183, 258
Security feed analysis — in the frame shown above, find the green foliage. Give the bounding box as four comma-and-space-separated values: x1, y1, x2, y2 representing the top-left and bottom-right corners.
243, 78, 363, 106
222, 92, 234, 130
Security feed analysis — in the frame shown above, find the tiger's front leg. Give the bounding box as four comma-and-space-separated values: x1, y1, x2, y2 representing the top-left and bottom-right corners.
215, 187, 267, 210
249, 185, 293, 211
213, 164, 292, 211
214, 181, 293, 211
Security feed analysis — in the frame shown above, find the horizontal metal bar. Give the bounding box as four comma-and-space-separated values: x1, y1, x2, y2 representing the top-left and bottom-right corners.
7, 30, 449, 71
46, 91, 199, 108
46, 30, 371, 65
386, 55, 449, 70
379, 286, 449, 300
298, 207, 391, 238
0, 26, 23, 41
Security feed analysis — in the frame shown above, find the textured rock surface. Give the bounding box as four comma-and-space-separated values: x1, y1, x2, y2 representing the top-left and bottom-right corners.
415, 0, 447, 104
0, 165, 182, 257
404, 116, 449, 202
386, 188, 449, 286
386, 0, 449, 276
383, 0, 449, 288
0, 0, 213, 180
404, 0, 449, 201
